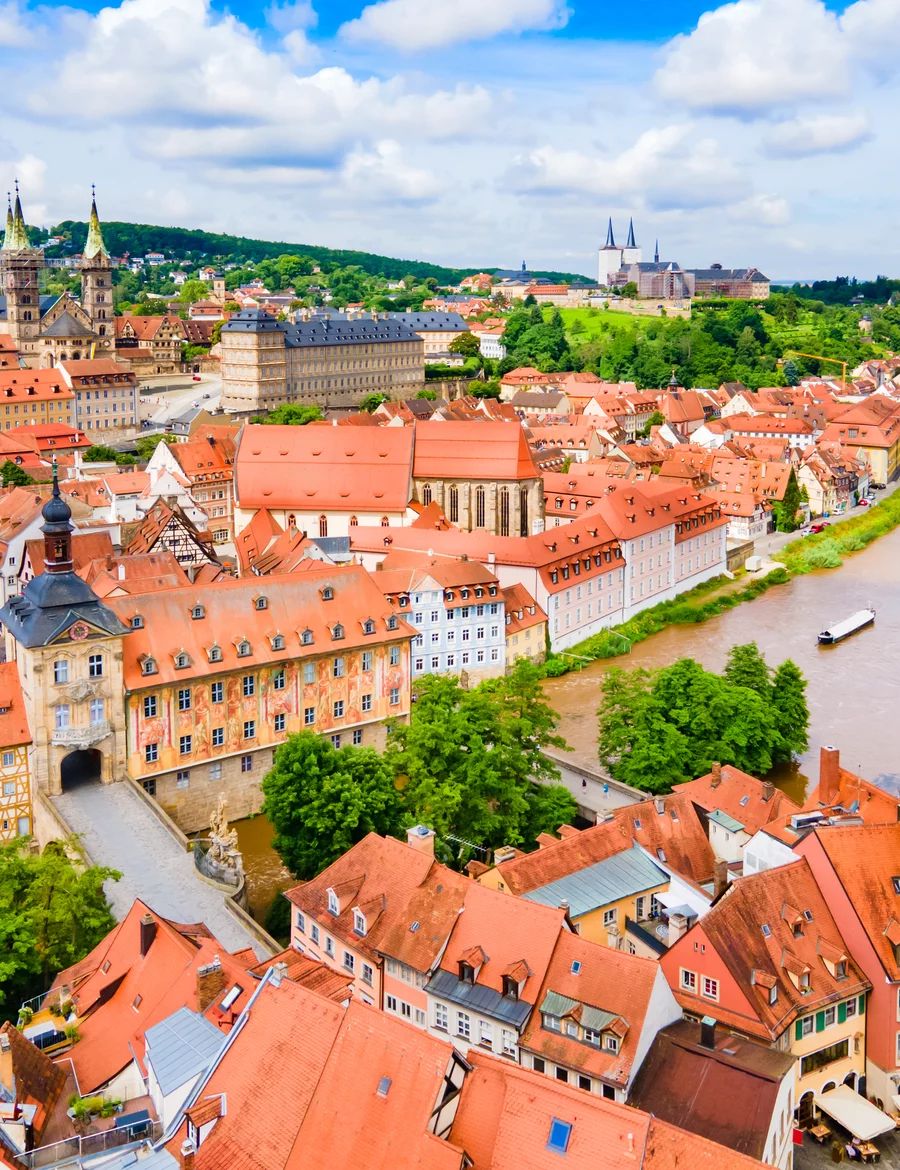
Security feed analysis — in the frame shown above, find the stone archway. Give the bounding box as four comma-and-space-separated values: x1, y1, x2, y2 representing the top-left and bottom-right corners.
60, 748, 102, 792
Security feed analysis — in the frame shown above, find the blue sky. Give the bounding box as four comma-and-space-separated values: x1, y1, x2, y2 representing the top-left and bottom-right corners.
0, 0, 895, 279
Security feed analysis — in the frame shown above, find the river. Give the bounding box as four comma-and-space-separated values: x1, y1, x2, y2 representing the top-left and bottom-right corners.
235, 527, 900, 919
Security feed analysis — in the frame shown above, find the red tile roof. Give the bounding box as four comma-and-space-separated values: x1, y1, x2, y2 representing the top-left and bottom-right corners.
248, 948, 353, 1002
0, 369, 75, 402
0, 660, 32, 748
412, 421, 539, 481
675, 765, 800, 835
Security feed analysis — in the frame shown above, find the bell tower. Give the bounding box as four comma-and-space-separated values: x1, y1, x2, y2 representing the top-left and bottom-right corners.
1, 182, 43, 360
80, 186, 114, 358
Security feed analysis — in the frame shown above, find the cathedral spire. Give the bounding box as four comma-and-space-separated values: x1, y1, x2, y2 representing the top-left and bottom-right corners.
2, 194, 12, 252
604, 217, 616, 248
83, 184, 108, 261
626, 217, 636, 248
654, 239, 659, 264
7, 180, 30, 251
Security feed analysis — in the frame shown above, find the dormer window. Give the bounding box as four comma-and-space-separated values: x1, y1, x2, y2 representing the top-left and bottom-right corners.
769, 984, 778, 1005
300, 629, 314, 646
254, 596, 268, 611
604, 1035, 619, 1053
353, 909, 367, 937
174, 651, 191, 669
191, 605, 205, 620
362, 619, 375, 635
386, 615, 398, 631
236, 639, 251, 657
835, 960, 847, 980
459, 961, 475, 984
792, 921, 803, 938
327, 888, 339, 916
141, 656, 157, 676
208, 645, 222, 663
271, 634, 285, 651
398, 596, 408, 607
460, 589, 469, 599
501, 975, 519, 1000
799, 971, 810, 993
321, 585, 334, 601
331, 623, 344, 641
131, 614, 144, 629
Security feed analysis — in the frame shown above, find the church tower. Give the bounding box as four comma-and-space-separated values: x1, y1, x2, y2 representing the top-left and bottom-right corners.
622, 217, 642, 266
597, 218, 624, 288
79, 187, 114, 358
1, 183, 43, 360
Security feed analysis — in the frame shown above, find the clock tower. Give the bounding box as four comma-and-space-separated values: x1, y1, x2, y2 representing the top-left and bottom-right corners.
1, 182, 43, 360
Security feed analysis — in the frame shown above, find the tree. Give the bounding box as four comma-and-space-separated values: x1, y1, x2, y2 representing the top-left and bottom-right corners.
774, 468, 803, 532
262, 733, 404, 880
0, 462, 34, 487
360, 392, 388, 413
210, 320, 224, 347
638, 410, 665, 438
783, 358, 800, 385
449, 332, 480, 358
770, 660, 810, 763
174, 279, 210, 304
0, 839, 119, 1015
134, 434, 176, 461
259, 403, 323, 425
416, 388, 437, 400
471, 379, 501, 400
83, 445, 120, 463
622, 282, 639, 298
723, 642, 772, 698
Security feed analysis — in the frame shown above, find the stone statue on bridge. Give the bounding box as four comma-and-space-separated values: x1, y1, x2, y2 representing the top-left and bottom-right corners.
207, 795, 242, 873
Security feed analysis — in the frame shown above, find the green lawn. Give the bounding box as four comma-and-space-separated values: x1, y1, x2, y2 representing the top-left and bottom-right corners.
558, 307, 639, 343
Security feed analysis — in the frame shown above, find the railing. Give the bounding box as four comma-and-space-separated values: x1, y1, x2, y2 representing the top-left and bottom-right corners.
18, 1119, 162, 1169
50, 721, 112, 749
624, 916, 668, 957
17, 987, 56, 1015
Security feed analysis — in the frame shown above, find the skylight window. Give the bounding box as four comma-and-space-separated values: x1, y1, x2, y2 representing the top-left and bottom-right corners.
376, 1076, 392, 1098
762, 924, 771, 938
570, 960, 582, 975
739, 795, 750, 806
547, 1119, 572, 1154
893, 877, 900, 894
220, 984, 243, 1011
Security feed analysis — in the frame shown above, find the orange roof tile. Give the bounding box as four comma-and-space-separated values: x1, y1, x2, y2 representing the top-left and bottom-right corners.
502, 582, 546, 635
248, 948, 353, 1002
412, 420, 539, 481
0, 661, 32, 746
675, 765, 801, 836
0, 369, 75, 403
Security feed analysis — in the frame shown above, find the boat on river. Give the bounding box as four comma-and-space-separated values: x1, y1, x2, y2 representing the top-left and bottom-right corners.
818, 608, 875, 645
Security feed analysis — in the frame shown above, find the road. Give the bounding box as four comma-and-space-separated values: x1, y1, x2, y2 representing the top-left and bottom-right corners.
138, 373, 223, 429
753, 479, 899, 559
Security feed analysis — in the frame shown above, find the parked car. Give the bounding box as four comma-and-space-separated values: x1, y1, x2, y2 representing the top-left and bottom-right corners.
871, 482, 886, 490
809, 522, 829, 534
192, 374, 202, 382
858, 498, 870, 507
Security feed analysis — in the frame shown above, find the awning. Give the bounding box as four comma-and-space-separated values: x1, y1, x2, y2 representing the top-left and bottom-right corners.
814, 1085, 896, 1141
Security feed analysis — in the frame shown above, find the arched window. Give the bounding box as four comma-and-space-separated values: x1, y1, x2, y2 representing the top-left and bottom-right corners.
381, 516, 389, 527
520, 487, 530, 536
422, 484, 432, 505
318, 515, 328, 538
349, 515, 358, 527
448, 485, 459, 523
475, 486, 485, 529
332, 623, 345, 640
499, 487, 510, 537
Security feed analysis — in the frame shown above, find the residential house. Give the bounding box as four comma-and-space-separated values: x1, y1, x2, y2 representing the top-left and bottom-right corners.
820, 398, 900, 484
58, 358, 138, 439
797, 443, 866, 516
724, 414, 817, 450
115, 314, 186, 375
124, 500, 219, 573
518, 931, 681, 1101
798, 824, 900, 1108
502, 582, 547, 664
0, 367, 75, 429
146, 430, 235, 546
0, 1020, 70, 1157
0, 660, 33, 840
510, 390, 572, 419
660, 859, 870, 1123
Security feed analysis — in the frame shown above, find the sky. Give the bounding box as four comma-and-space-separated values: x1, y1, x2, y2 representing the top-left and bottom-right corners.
0, 0, 896, 280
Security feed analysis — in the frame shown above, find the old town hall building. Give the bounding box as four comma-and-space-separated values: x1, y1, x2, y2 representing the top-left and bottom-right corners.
0, 186, 115, 368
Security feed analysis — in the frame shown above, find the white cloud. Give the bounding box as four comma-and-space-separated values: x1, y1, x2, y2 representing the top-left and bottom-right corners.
340, 0, 570, 51
655, 0, 848, 114
0, 1, 29, 46
513, 125, 745, 210
265, 1, 317, 33
764, 112, 871, 157
841, 0, 900, 70
728, 193, 791, 226
340, 140, 440, 203
0, 153, 49, 221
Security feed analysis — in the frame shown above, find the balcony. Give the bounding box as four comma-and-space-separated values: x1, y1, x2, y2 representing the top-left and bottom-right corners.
50, 721, 112, 749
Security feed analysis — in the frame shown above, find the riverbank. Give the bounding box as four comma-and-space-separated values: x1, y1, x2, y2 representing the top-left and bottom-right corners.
544, 486, 900, 677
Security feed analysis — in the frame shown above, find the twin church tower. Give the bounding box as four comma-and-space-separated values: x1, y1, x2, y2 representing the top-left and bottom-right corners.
0, 184, 114, 368
597, 217, 658, 287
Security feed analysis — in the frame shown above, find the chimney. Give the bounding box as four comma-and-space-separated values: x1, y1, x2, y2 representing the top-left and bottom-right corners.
699, 1015, 717, 1050
713, 858, 729, 900
710, 761, 722, 789
196, 956, 225, 1011
819, 746, 841, 806
139, 913, 157, 957
118, 562, 126, 581
762, 780, 775, 802
406, 824, 435, 857
654, 797, 665, 814
667, 912, 689, 947
180, 1138, 197, 1170
270, 960, 288, 988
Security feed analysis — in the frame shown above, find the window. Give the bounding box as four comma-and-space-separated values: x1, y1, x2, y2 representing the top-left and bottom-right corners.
176, 769, 190, 788
255, 596, 268, 611
301, 629, 314, 646
456, 1012, 471, 1039
325, 936, 334, 957
243, 720, 256, 739
131, 615, 144, 629
343, 951, 355, 972
53, 659, 69, 685
604, 1035, 619, 1053
175, 652, 190, 670
479, 1021, 493, 1048
178, 687, 192, 711
823, 1006, 836, 1028
434, 1003, 448, 1031
88, 654, 103, 677
243, 675, 255, 697
311, 924, 320, 944
333, 656, 345, 678
274, 713, 286, 733
143, 695, 157, 718
602, 908, 616, 928
179, 734, 192, 755
798, 1015, 814, 1038
363, 619, 375, 635
210, 762, 222, 780
273, 669, 286, 690
333, 700, 344, 719
680, 969, 697, 992
304, 706, 315, 726
211, 681, 224, 703
89, 698, 104, 724
533, 1057, 545, 1074
352, 729, 362, 745
353, 909, 367, 936
241, 754, 253, 773
547, 1120, 572, 1154
331, 624, 344, 641
584, 1028, 601, 1047
191, 604, 205, 619
361, 693, 372, 713
303, 662, 315, 684
386, 994, 397, 1012
54, 704, 70, 730
208, 645, 222, 663
845, 999, 857, 1020
389, 687, 400, 706
362, 650, 372, 671
296, 911, 306, 934
145, 743, 158, 763
237, 640, 251, 657
702, 977, 719, 1001
555, 1066, 569, 1083
389, 645, 400, 666
362, 963, 373, 985
212, 726, 224, 747
800, 1039, 849, 1077
1, 754, 13, 770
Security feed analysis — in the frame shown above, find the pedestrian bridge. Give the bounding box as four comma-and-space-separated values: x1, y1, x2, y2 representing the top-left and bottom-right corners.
52, 780, 272, 959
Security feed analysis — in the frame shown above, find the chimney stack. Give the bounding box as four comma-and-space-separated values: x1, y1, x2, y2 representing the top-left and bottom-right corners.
710, 762, 722, 789
139, 913, 157, 957
196, 956, 225, 1011
406, 825, 435, 857
180, 1138, 197, 1170
699, 1015, 717, 1050
762, 780, 775, 803
713, 858, 729, 900
654, 797, 665, 814
667, 912, 689, 947
270, 961, 288, 988
819, 746, 841, 806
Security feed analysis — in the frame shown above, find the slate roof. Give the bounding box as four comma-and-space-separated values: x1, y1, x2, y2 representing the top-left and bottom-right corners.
144, 1007, 222, 1096
0, 568, 130, 648
43, 312, 91, 338
425, 967, 532, 1027
688, 268, 769, 282
390, 312, 469, 332
523, 845, 668, 917
222, 309, 421, 348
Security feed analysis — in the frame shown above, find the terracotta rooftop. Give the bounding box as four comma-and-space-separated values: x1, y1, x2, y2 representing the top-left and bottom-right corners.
412, 420, 540, 481
248, 948, 353, 1003
0, 660, 31, 747
675, 764, 801, 836
0, 1020, 68, 1145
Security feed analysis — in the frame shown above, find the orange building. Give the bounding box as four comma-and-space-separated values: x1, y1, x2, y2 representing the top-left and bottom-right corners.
0, 368, 74, 429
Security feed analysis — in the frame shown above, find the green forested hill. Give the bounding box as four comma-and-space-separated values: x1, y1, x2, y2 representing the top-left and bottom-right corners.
44, 220, 587, 284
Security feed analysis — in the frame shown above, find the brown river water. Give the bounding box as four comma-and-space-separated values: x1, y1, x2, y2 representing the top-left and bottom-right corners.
235, 527, 900, 919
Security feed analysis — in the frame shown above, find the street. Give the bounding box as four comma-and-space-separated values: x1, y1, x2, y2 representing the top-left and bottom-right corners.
138, 372, 223, 428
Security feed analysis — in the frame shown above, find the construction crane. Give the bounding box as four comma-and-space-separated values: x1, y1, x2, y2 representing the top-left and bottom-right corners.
784, 351, 848, 394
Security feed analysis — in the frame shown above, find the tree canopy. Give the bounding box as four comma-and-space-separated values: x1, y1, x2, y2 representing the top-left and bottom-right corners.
0, 462, 34, 487
258, 403, 324, 425
0, 839, 119, 1017
597, 645, 809, 790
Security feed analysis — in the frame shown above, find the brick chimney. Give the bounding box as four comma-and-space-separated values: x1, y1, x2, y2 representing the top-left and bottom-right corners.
819, 746, 841, 806
180, 1138, 196, 1170
762, 780, 775, 802
667, 912, 689, 947
406, 825, 435, 857
700, 1015, 717, 1050
196, 956, 225, 1011
713, 858, 729, 900
139, 913, 157, 957
710, 762, 722, 789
